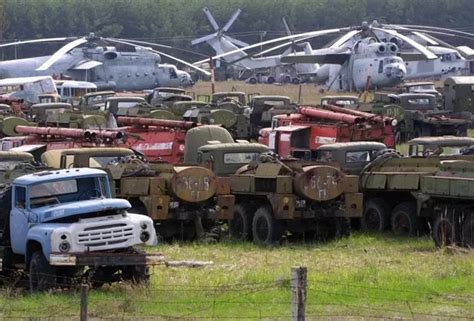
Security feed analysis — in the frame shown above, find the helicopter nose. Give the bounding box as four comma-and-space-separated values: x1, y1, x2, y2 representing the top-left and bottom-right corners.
178, 71, 194, 86
385, 63, 406, 81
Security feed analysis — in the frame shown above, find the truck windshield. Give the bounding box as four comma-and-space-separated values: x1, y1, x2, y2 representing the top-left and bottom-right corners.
29, 176, 108, 208
223, 152, 260, 164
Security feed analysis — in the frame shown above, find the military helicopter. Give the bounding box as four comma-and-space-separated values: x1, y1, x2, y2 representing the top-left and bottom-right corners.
0, 33, 210, 91
192, 8, 319, 82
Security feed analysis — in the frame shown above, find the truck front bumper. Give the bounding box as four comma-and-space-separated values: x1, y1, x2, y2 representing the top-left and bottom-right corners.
49, 252, 165, 267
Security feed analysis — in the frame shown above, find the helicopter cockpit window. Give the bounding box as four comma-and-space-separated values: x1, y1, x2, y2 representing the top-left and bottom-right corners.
378, 60, 383, 73
169, 67, 178, 79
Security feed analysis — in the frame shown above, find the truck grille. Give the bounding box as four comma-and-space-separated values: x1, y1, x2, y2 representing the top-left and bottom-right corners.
77, 223, 134, 247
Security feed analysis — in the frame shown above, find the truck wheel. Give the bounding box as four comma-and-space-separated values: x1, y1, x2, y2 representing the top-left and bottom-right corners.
391, 202, 417, 236
461, 215, 473, 248
291, 78, 300, 84
252, 206, 282, 245
248, 77, 257, 84
267, 76, 275, 84
121, 249, 150, 284
122, 265, 150, 284
361, 198, 390, 232
229, 204, 254, 241
432, 214, 457, 247
29, 251, 56, 292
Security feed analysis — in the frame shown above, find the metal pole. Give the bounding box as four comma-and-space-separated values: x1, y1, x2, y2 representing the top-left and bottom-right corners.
291, 266, 307, 321
210, 57, 215, 94
80, 283, 89, 321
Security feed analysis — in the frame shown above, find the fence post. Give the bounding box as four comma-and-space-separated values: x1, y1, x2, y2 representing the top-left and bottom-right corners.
291, 266, 307, 321
80, 283, 89, 321
298, 84, 302, 104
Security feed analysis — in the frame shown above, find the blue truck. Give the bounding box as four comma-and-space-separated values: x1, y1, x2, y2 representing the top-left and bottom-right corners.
0, 167, 161, 291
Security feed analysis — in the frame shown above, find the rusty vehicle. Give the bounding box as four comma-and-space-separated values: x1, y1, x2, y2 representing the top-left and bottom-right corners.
37, 93, 62, 103
229, 152, 362, 244
77, 91, 116, 111
29, 102, 107, 129
357, 136, 474, 238
259, 105, 395, 159
320, 95, 360, 108
249, 95, 297, 138
41, 147, 234, 241
399, 81, 440, 97
443, 76, 474, 115
148, 87, 192, 107
118, 116, 194, 164
418, 160, 473, 247
314, 142, 388, 175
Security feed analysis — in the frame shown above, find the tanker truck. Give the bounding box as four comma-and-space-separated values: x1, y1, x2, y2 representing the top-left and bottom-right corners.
229, 153, 362, 244
41, 147, 234, 241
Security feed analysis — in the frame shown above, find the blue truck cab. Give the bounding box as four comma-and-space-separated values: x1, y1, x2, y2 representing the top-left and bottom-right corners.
2, 168, 161, 291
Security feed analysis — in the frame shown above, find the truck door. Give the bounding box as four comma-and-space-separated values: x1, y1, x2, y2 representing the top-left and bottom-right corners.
10, 186, 29, 255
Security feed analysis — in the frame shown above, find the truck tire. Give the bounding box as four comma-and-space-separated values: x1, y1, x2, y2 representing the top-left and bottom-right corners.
391, 202, 417, 236
267, 76, 275, 84
432, 213, 457, 247
29, 251, 56, 292
291, 78, 300, 85
361, 198, 391, 232
229, 204, 254, 241
252, 206, 282, 245
122, 265, 150, 284
248, 77, 257, 84
461, 215, 473, 248
121, 249, 150, 284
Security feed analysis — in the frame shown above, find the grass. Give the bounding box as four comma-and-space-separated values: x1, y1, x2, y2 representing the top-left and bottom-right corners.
0, 233, 472, 320
188, 80, 353, 105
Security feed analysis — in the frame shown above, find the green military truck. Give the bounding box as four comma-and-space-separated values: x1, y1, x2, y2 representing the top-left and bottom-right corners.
418, 160, 473, 247
228, 153, 363, 244
359, 136, 474, 237
41, 147, 234, 241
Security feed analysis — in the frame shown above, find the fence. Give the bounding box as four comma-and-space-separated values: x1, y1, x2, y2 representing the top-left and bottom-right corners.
0, 266, 473, 320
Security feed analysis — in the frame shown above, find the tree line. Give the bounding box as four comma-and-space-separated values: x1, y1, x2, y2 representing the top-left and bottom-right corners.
0, 0, 473, 63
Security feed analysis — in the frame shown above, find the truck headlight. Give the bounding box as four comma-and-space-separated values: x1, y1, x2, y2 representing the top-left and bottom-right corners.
140, 231, 150, 243
391, 119, 398, 126
59, 241, 71, 253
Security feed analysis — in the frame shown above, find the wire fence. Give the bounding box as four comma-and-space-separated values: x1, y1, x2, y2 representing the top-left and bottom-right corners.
0, 266, 472, 321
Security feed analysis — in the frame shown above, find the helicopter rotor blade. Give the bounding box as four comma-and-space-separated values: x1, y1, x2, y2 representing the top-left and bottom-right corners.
0, 37, 74, 48
36, 37, 88, 71
397, 24, 474, 38
191, 32, 218, 46
222, 9, 242, 32
116, 38, 209, 58
203, 7, 220, 31
372, 27, 437, 60
193, 28, 343, 66
105, 38, 211, 76
252, 35, 315, 57
329, 30, 361, 48
224, 35, 249, 47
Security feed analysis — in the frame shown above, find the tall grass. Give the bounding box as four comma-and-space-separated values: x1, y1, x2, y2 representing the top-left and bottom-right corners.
0, 233, 472, 320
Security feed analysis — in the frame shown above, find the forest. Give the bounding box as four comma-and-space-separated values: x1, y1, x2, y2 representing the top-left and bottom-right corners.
0, 0, 473, 62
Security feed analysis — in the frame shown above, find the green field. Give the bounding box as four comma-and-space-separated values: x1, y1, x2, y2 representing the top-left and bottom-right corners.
0, 233, 472, 320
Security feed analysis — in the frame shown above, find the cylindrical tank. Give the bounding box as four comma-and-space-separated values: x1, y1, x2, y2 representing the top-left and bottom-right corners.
117, 116, 196, 129
1, 117, 30, 137
210, 109, 237, 128
0, 151, 34, 162
167, 166, 217, 203
183, 125, 234, 164
299, 106, 362, 124
293, 165, 344, 202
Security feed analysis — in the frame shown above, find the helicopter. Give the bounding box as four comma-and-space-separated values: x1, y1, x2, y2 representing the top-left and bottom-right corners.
0, 33, 210, 91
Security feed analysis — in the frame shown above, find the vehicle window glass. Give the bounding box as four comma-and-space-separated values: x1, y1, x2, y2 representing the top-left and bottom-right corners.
30, 179, 78, 198
15, 186, 26, 209
316, 151, 334, 162
346, 151, 370, 163
378, 60, 383, 73
0, 160, 25, 170
223, 152, 260, 164
117, 102, 140, 109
